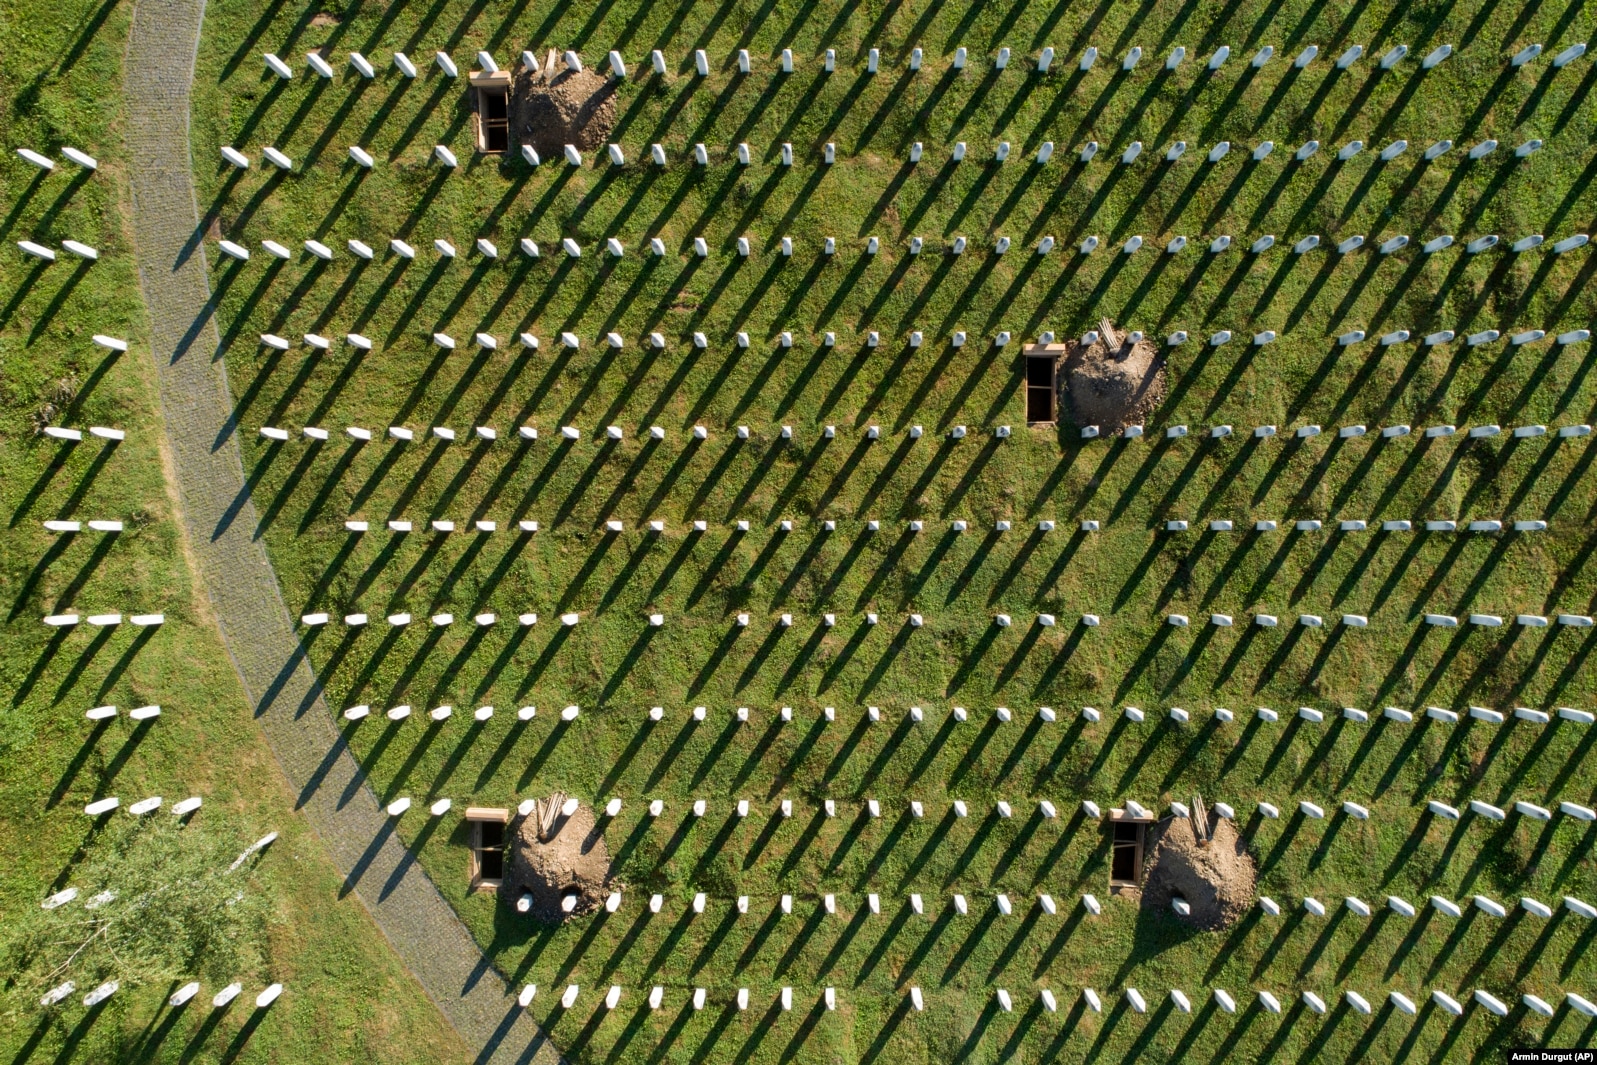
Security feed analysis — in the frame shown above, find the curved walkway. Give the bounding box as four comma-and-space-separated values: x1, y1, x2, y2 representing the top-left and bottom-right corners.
122, 2, 560, 1062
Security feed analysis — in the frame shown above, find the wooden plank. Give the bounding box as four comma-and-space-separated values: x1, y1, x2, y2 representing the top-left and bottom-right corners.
540, 791, 565, 840
1099, 317, 1120, 352
1190, 794, 1211, 845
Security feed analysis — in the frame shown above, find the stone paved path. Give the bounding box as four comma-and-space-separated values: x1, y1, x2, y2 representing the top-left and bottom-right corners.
122, 2, 561, 1061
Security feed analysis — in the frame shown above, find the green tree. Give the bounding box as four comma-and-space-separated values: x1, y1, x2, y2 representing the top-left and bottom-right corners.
2, 817, 268, 1012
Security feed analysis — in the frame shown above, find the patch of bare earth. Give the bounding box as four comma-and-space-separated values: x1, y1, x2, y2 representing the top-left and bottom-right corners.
504, 797, 616, 924
1140, 815, 1257, 931
1061, 318, 1167, 433
513, 64, 617, 160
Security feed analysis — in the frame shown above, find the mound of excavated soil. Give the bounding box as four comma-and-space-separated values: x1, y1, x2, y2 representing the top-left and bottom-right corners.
514, 66, 617, 159
1062, 321, 1166, 433
1140, 815, 1256, 931
504, 800, 614, 924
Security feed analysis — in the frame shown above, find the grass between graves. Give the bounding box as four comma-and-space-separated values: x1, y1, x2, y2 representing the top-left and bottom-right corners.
190, 0, 1597, 1059
0, 1, 470, 1062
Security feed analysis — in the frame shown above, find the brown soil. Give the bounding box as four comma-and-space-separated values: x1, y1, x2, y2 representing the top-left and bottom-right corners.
504, 800, 615, 924
1061, 320, 1166, 433
1139, 815, 1256, 931
513, 66, 617, 159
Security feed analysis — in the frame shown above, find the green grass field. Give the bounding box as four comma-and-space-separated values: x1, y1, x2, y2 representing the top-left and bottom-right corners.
7, 0, 1597, 1057
0, 1, 470, 1061
193, 0, 1597, 1057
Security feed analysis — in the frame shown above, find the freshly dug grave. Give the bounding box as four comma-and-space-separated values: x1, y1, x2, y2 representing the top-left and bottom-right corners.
1139, 815, 1256, 931
513, 64, 617, 159
504, 798, 615, 924
1061, 318, 1167, 433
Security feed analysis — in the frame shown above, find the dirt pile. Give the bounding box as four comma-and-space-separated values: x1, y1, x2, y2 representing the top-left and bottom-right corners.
504, 797, 615, 924
1061, 318, 1166, 433
513, 63, 617, 159
1139, 815, 1256, 931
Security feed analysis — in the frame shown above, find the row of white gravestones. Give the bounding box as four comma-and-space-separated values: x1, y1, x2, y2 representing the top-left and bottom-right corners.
1106, 795, 1596, 824
345, 706, 1593, 777
1158, 416, 1582, 441
1119, 703, 1597, 727
42, 612, 165, 627
1082, 232, 1591, 263
1154, 416, 1589, 440
1164, 516, 1551, 535
344, 702, 1104, 726
1424, 612, 1596, 628
309, 606, 1085, 632
520, 983, 1597, 1015
416, 795, 1068, 823
270, 419, 1019, 445
1080, 986, 1597, 1018
264, 418, 1026, 443
283, 511, 1567, 547
320, 517, 1022, 542
81, 703, 164, 722
1074, 134, 1552, 167
1163, 324, 1585, 350
69, 981, 285, 1011
42, 979, 283, 1010
256, 315, 1580, 365
306, 136, 1558, 172
315, 510, 1535, 541
303, 601, 1577, 639
578, 794, 1574, 827
266, 40, 1597, 84
321, 519, 1047, 542
225, 231, 1068, 260
80, 794, 203, 817
311, 604, 1574, 637
1240, 795, 1591, 826
222, 222, 1597, 263
421, 695, 1433, 727
1260, 893, 1597, 922
297, 597, 1571, 629
1036, 702, 1597, 730
920, 134, 1560, 167
14, 146, 99, 171
516, 983, 1596, 1017
217, 227, 1594, 270
351, 42, 1444, 83
321, 515, 1049, 536
14, 239, 102, 261
521, 983, 838, 1013
274, 491, 1564, 534
1098, 232, 1590, 259
263, 413, 1594, 447
245, 318, 1585, 384
1163, 604, 1570, 630
179, 982, 282, 1009
41, 425, 125, 442
1329, 324, 1589, 346
218, 130, 1568, 174
219, 115, 1596, 181
373, 791, 1593, 827
41, 519, 130, 534
502, 886, 1083, 919
253, 324, 1063, 354
335, 699, 1597, 732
